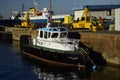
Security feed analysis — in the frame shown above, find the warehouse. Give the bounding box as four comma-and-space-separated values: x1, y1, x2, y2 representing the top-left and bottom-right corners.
73, 5, 120, 30
73, 5, 120, 20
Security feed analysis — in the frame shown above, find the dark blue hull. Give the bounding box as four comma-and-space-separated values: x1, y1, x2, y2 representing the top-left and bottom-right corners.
0, 18, 64, 27
0, 19, 21, 27
23, 45, 88, 68
31, 18, 64, 23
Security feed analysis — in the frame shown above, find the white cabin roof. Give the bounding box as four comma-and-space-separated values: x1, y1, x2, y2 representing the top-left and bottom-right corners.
38, 27, 68, 32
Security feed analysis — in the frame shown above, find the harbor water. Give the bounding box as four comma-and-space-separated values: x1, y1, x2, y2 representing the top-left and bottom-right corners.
0, 40, 120, 80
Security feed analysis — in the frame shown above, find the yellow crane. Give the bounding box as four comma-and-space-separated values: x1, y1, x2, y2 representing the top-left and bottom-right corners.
21, 13, 35, 28
14, 12, 36, 30
72, 6, 103, 32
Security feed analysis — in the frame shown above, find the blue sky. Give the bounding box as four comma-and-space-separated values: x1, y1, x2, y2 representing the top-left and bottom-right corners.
0, 0, 120, 19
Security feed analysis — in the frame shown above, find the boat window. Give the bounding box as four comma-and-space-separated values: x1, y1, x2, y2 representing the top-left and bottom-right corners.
51, 33, 58, 38
40, 31, 43, 38
59, 28, 66, 31
53, 28, 57, 31
68, 42, 73, 44
44, 31, 47, 39
60, 32, 67, 38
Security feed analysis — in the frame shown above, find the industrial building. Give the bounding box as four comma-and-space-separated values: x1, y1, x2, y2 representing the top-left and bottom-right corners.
73, 5, 120, 31
73, 5, 120, 19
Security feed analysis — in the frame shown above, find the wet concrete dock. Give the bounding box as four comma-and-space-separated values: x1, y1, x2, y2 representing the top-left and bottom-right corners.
80, 31, 120, 67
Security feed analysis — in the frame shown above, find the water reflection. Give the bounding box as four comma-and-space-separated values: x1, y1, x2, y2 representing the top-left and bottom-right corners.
33, 65, 91, 80
18, 39, 105, 80
21, 49, 120, 80
22, 55, 93, 80
90, 66, 120, 80
31, 62, 120, 80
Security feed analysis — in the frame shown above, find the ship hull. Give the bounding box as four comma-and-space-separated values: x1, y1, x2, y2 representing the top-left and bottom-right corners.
0, 19, 21, 27
31, 18, 64, 23
22, 45, 88, 68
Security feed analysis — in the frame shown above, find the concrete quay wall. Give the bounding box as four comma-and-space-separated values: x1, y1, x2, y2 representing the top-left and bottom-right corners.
11, 27, 31, 41
80, 32, 120, 66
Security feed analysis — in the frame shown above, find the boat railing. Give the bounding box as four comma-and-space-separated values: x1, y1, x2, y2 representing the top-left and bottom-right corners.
79, 48, 89, 57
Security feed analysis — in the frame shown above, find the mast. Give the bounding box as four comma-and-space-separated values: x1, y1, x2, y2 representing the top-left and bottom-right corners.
49, 0, 52, 23
46, 0, 52, 27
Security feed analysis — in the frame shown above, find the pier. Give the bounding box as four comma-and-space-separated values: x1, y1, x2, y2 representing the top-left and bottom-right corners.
80, 31, 120, 67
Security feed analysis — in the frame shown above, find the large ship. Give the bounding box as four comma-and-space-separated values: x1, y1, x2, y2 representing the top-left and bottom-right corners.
0, 0, 71, 27
11, 7, 70, 24
11, 0, 71, 24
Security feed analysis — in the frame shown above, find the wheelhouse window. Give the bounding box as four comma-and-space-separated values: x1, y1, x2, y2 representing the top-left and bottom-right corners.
44, 31, 47, 39
40, 31, 43, 38
51, 33, 58, 38
60, 32, 67, 38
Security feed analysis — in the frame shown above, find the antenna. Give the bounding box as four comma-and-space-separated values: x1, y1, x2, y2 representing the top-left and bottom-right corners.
46, 0, 52, 27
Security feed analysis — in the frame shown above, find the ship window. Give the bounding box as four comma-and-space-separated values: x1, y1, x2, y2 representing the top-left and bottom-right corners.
68, 42, 73, 44
51, 33, 58, 38
40, 31, 43, 38
44, 31, 47, 39
60, 32, 67, 38
53, 28, 57, 31
59, 28, 66, 31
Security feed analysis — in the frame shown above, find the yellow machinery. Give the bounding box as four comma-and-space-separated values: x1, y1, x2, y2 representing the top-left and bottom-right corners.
64, 16, 73, 24
21, 13, 31, 27
14, 12, 35, 29
72, 6, 103, 32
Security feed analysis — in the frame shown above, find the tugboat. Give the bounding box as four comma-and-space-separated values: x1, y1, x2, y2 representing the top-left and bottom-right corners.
20, 0, 91, 69
20, 24, 89, 67
20, 23, 90, 68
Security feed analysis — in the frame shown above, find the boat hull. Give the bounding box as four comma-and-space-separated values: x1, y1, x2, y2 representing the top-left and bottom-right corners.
21, 44, 90, 68
0, 19, 21, 27
31, 18, 64, 23
23, 50, 85, 68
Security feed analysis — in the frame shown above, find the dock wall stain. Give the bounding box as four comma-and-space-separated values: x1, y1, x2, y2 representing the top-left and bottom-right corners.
80, 32, 120, 66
